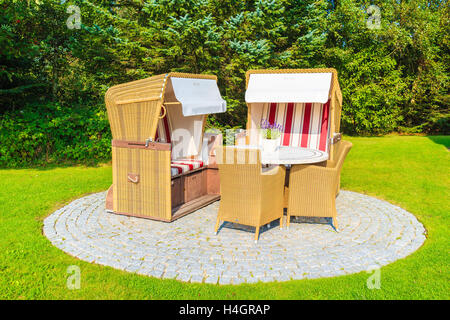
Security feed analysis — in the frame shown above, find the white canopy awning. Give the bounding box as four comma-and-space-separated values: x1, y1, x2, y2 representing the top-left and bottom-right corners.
245, 72, 333, 104
170, 77, 227, 116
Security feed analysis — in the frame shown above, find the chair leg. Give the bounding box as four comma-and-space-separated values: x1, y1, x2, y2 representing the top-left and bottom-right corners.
214, 217, 221, 235
332, 217, 338, 231
336, 176, 341, 196
286, 213, 290, 228
280, 209, 284, 229
254, 226, 260, 243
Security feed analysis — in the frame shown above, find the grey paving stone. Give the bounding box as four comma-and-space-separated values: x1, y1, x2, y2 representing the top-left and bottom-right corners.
162, 271, 178, 279
149, 269, 164, 278
204, 275, 218, 284
177, 273, 191, 282
124, 263, 142, 273
43, 190, 426, 284
190, 274, 204, 283
218, 276, 232, 285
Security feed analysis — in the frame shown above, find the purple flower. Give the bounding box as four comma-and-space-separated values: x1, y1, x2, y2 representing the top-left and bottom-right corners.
259, 118, 284, 139
260, 118, 284, 132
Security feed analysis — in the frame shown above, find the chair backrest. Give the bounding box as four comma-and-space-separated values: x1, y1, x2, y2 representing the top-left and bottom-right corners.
215, 146, 263, 211
248, 100, 331, 152
215, 146, 261, 174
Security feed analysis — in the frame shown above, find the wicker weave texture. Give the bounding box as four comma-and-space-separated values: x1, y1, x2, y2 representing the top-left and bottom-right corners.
112, 145, 171, 220
105, 72, 218, 142
287, 140, 352, 229
108, 99, 162, 141
106, 75, 165, 141
214, 147, 286, 241
106, 72, 221, 220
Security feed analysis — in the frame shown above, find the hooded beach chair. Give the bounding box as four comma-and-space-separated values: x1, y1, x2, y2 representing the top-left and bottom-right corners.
239, 68, 351, 228
238, 68, 343, 156
104, 73, 226, 222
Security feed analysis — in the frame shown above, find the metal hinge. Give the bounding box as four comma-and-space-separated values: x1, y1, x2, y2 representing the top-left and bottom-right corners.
330, 133, 342, 145
145, 138, 153, 147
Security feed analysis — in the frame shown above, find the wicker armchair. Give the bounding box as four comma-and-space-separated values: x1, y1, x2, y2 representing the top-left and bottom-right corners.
287, 140, 352, 230
214, 146, 286, 242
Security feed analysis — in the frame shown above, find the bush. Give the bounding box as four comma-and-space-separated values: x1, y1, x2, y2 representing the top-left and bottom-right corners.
0, 1, 448, 167
0, 102, 111, 167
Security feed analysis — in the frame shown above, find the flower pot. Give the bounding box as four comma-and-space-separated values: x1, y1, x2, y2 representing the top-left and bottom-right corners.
261, 138, 280, 153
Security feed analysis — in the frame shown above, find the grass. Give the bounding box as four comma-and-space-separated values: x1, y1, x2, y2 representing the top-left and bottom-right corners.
0, 135, 448, 299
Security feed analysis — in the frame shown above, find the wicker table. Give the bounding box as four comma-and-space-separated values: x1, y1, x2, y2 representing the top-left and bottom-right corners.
261, 146, 328, 165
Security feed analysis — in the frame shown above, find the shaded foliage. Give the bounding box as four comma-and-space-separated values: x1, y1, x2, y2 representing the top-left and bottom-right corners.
0, 0, 448, 166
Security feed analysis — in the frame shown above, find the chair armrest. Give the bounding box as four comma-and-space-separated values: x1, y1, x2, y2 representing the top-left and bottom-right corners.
294, 163, 337, 173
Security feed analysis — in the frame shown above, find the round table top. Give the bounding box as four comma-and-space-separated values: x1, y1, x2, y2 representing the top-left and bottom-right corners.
233, 145, 329, 165
262, 146, 328, 165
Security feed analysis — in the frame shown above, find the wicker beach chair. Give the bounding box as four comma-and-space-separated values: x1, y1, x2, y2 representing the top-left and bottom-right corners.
237, 68, 343, 159
214, 146, 286, 242
286, 140, 352, 230
237, 68, 346, 208
104, 73, 226, 222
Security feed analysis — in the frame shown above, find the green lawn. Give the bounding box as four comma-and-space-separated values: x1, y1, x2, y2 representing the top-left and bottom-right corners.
0, 136, 448, 299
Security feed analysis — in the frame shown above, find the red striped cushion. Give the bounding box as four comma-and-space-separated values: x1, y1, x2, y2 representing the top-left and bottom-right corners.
259, 100, 331, 152
170, 159, 204, 177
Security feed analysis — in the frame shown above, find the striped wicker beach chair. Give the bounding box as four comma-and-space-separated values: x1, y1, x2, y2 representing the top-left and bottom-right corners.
238, 68, 343, 159
105, 73, 226, 222
238, 69, 351, 229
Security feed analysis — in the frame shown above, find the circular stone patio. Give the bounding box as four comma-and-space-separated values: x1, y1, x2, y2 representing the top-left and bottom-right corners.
43, 190, 426, 284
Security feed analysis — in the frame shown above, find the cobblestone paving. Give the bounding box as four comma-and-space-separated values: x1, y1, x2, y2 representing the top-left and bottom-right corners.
43, 191, 426, 284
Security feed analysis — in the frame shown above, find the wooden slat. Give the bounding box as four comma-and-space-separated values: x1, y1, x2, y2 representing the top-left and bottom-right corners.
172, 194, 220, 220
